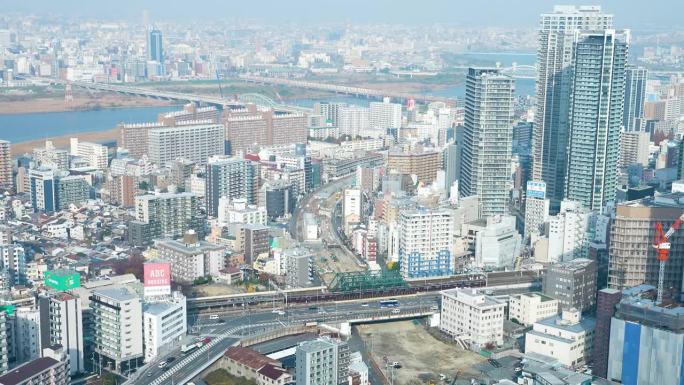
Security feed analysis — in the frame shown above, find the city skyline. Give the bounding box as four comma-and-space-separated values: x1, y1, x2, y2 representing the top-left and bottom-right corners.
3, 0, 684, 29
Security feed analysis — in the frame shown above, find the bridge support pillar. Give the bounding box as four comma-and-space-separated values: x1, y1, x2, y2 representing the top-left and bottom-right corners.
429, 313, 441, 328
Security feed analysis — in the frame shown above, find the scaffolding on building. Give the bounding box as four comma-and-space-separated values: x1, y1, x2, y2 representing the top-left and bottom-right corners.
329, 270, 408, 292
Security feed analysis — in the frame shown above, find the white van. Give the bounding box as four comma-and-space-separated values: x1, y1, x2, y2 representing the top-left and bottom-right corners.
209, 314, 219, 320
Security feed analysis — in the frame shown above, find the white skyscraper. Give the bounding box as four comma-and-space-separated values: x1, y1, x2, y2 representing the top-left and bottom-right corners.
460, 68, 515, 217
532, 6, 613, 211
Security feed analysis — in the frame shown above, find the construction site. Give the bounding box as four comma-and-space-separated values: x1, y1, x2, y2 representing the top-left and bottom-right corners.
357, 321, 488, 385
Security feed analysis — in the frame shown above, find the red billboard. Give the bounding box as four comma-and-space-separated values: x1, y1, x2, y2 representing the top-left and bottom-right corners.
144, 262, 171, 296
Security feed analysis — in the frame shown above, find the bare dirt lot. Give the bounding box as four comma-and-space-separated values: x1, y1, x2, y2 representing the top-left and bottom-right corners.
357, 321, 487, 385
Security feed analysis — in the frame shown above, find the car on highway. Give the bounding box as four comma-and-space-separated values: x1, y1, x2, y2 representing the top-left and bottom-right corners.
430, 305, 439, 311
391, 308, 401, 314
272, 309, 286, 315
209, 314, 219, 320
158, 361, 168, 369
308, 305, 318, 311
201, 337, 212, 344
166, 356, 176, 363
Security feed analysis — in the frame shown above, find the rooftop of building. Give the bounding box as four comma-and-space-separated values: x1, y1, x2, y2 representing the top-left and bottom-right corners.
441, 288, 505, 307
522, 353, 593, 385
0, 357, 60, 385
143, 299, 183, 315
615, 284, 684, 332
297, 338, 337, 353
156, 238, 225, 254
257, 363, 290, 380
536, 314, 596, 334
225, 346, 279, 371
547, 258, 594, 271
520, 292, 556, 302
91, 286, 138, 302
621, 192, 684, 208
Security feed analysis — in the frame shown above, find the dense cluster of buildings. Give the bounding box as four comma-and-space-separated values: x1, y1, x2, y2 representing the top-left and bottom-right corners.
0, 3, 684, 385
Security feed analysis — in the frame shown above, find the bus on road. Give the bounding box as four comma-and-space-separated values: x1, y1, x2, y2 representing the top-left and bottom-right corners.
379, 299, 399, 308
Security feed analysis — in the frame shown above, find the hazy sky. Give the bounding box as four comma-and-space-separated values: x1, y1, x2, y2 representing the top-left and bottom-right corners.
4, 0, 681, 30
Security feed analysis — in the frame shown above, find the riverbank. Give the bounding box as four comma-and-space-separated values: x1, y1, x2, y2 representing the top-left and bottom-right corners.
12, 128, 119, 156
0, 93, 173, 115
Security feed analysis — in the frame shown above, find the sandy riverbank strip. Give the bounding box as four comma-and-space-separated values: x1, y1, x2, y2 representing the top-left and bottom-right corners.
12, 128, 119, 156
0, 94, 173, 115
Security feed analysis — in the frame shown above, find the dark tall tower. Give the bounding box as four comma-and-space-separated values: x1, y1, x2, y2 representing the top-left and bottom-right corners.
594, 288, 622, 379
147, 29, 163, 63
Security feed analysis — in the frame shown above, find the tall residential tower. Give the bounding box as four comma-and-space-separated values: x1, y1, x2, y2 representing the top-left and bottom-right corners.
532, 6, 613, 211
460, 68, 515, 217
564, 29, 629, 211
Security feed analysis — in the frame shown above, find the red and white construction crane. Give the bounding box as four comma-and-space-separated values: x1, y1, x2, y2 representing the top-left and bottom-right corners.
653, 212, 684, 304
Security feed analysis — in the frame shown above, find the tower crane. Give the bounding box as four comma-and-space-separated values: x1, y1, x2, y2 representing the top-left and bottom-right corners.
653, 212, 684, 304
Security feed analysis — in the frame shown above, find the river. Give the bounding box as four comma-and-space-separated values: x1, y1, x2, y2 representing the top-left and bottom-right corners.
0, 105, 180, 143
2, 52, 537, 142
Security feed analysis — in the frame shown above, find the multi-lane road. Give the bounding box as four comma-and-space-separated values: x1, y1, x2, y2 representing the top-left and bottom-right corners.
128, 296, 440, 385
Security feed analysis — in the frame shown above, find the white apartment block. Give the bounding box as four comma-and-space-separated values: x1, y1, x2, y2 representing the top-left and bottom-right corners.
70, 138, 108, 169
148, 123, 224, 166
91, 286, 143, 374
338, 105, 370, 138
619, 131, 650, 168
155, 231, 226, 284
13, 307, 42, 365
369, 97, 402, 130
547, 200, 591, 263
440, 288, 506, 348
399, 208, 454, 278
508, 292, 559, 326
143, 292, 187, 362
47, 292, 85, 375
217, 197, 267, 227
524, 309, 596, 368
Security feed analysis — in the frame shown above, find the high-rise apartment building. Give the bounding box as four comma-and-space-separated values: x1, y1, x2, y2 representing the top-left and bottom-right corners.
623, 66, 648, 132
460, 68, 514, 217
314, 102, 347, 127
399, 208, 454, 278
564, 29, 629, 212
387, 150, 441, 184
70, 138, 109, 170
0, 140, 11, 190
90, 286, 143, 374
338, 105, 370, 138
156, 231, 226, 284
619, 130, 650, 168
134, 192, 205, 240
532, 6, 613, 211
29, 167, 58, 213
609, 193, 684, 296
205, 156, 256, 217
43, 292, 85, 375
148, 123, 224, 166
223, 106, 307, 155
369, 97, 402, 130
